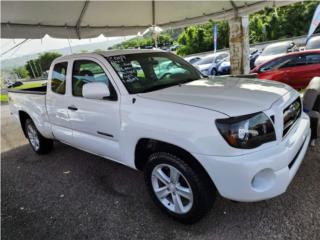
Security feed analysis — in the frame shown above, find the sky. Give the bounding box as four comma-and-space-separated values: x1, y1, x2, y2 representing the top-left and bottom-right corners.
0, 34, 128, 60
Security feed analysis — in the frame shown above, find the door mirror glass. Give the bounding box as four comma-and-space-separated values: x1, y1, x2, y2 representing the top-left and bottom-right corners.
82, 82, 110, 100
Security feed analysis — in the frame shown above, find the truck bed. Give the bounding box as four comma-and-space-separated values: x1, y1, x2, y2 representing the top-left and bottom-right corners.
8, 85, 47, 95
8, 87, 49, 136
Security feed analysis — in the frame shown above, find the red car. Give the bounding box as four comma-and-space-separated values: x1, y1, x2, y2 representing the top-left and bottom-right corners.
251, 50, 320, 89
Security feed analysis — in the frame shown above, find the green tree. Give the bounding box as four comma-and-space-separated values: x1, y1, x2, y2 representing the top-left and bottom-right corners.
177, 1, 319, 55
109, 1, 319, 56
37, 52, 62, 73
25, 59, 41, 78
177, 20, 229, 56
249, 1, 319, 43
25, 52, 61, 78
12, 66, 29, 79
111, 33, 173, 49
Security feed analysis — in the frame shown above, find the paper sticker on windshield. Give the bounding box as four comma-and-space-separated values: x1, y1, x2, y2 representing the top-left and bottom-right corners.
107, 56, 139, 83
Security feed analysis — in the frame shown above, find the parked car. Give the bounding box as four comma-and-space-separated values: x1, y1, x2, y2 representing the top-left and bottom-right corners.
8, 50, 310, 223
217, 58, 231, 75
7, 81, 23, 88
251, 50, 320, 89
183, 55, 203, 65
160, 45, 170, 51
254, 41, 297, 67
216, 48, 262, 75
194, 52, 229, 76
249, 48, 262, 69
306, 36, 320, 50
170, 44, 180, 51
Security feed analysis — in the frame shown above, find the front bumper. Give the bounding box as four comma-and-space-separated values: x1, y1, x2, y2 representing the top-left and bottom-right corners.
194, 113, 311, 202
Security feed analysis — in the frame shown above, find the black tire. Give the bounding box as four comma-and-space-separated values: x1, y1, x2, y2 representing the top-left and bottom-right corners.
144, 152, 215, 224
24, 118, 53, 154
211, 68, 217, 76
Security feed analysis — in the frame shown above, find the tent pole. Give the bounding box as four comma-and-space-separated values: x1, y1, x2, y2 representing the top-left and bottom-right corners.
228, 16, 250, 75
75, 0, 89, 39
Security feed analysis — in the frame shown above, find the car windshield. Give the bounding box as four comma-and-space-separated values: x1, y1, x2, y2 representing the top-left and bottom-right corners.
196, 55, 214, 65
306, 38, 320, 50
261, 43, 290, 56
106, 52, 201, 94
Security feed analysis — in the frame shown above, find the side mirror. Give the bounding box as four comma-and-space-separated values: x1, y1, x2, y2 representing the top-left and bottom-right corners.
82, 82, 110, 100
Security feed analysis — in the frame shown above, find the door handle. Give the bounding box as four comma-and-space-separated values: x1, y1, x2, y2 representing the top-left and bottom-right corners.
68, 105, 78, 111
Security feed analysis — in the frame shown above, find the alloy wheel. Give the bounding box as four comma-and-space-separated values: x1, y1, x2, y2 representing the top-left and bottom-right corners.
151, 164, 193, 214
27, 124, 40, 151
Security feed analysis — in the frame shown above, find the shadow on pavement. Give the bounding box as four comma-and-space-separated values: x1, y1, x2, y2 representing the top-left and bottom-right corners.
1, 141, 320, 240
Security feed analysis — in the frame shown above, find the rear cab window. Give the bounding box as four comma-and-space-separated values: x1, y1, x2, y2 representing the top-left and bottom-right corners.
51, 62, 68, 94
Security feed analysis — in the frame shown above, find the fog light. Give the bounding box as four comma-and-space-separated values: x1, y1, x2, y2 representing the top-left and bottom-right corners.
251, 169, 275, 192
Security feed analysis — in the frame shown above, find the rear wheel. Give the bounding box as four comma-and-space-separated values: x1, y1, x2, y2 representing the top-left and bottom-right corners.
211, 68, 217, 76
25, 118, 53, 154
144, 152, 215, 224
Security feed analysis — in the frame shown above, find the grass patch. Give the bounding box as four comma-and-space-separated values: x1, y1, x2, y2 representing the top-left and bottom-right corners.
0, 94, 9, 102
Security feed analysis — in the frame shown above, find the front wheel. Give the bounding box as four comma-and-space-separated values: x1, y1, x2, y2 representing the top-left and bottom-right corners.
25, 118, 53, 154
144, 152, 215, 224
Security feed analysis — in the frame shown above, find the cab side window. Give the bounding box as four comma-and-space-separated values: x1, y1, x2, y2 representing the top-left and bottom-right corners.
260, 57, 290, 72
306, 54, 320, 65
72, 60, 116, 99
281, 55, 306, 68
51, 62, 67, 94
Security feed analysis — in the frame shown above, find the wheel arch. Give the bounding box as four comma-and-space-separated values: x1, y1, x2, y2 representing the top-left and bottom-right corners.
134, 138, 216, 191
18, 110, 32, 137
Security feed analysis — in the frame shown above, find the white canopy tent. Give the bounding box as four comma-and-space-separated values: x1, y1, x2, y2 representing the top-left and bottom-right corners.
1, 0, 298, 39
1, 0, 300, 73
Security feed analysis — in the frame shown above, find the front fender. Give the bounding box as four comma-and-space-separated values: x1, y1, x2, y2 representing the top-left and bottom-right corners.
118, 96, 227, 168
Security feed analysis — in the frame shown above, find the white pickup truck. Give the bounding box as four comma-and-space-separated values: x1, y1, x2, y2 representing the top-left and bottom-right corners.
9, 50, 311, 223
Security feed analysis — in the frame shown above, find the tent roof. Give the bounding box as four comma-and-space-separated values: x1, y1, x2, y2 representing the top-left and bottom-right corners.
1, 0, 298, 39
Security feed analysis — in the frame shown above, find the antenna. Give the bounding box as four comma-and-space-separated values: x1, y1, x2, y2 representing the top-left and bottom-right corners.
67, 39, 73, 53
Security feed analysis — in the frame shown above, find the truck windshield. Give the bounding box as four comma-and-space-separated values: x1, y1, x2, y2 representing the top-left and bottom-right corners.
106, 52, 201, 94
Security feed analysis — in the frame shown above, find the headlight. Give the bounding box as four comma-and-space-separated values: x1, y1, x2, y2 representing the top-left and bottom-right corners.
215, 112, 276, 149
218, 63, 228, 72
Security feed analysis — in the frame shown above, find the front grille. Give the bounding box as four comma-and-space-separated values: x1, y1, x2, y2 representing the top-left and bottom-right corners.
283, 97, 302, 137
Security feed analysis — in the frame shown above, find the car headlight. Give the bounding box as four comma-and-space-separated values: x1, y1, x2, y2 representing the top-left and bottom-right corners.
218, 63, 228, 72
215, 112, 276, 149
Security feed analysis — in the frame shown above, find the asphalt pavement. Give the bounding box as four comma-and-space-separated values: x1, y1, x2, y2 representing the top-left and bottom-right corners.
1, 104, 320, 240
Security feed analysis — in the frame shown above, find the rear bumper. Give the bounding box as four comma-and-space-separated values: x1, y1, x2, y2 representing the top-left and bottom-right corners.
194, 113, 311, 202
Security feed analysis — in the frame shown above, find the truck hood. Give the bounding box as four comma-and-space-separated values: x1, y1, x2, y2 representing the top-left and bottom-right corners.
139, 77, 293, 116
